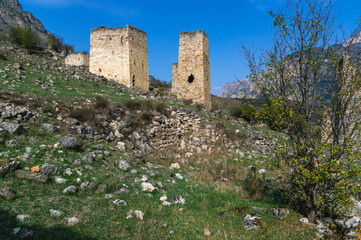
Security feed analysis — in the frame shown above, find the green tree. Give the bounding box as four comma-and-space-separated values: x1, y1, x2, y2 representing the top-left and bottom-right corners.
243, 0, 361, 223
9, 26, 40, 50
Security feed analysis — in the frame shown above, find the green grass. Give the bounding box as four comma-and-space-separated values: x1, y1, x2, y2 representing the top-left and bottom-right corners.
0, 37, 316, 239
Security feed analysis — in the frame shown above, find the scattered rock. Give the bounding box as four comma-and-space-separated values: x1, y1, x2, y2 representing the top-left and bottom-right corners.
55, 176, 68, 184
43, 123, 58, 133
59, 136, 78, 149
15, 228, 33, 239
0, 122, 23, 134
175, 173, 184, 180
96, 183, 108, 193
267, 208, 290, 219
163, 201, 172, 206
50, 209, 62, 217
119, 160, 131, 170
140, 182, 155, 192
63, 186, 77, 194
134, 210, 144, 221
82, 154, 95, 164
170, 163, 180, 169
243, 214, 263, 230
115, 186, 130, 194
0, 186, 16, 200
68, 217, 79, 226
15, 170, 49, 183
0, 161, 19, 178
17, 214, 31, 222
113, 199, 127, 206
170, 195, 186, 205
40, 164, 60, 175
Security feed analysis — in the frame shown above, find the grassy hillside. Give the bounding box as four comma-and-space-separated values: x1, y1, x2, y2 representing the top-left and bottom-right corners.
0, 35, 316, 239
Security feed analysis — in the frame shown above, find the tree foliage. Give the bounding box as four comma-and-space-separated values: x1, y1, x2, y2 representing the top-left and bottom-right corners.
243, 0, 361, 222
47, 33, 74, 55
9, 26, 41, 50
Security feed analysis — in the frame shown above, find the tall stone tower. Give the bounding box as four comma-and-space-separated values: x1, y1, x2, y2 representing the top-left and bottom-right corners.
89, 25, 149, 91
172, 30, 211, 108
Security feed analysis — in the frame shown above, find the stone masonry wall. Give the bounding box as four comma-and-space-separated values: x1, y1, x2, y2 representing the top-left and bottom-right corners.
65, 52, 89, 67
172, 30, 211, 109
89, 25, 149, 91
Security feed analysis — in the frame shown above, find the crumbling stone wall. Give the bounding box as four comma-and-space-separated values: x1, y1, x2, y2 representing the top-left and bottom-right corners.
172, 30, 211, 108
89, 25, 149, 91
65, 52, 89, 67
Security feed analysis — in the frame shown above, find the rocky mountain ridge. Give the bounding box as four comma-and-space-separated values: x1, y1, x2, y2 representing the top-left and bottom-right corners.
0, 0, 48, 40
221, 34, 361, 99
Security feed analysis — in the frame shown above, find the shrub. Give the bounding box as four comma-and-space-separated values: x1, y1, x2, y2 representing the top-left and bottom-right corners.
233, 103, 259, 123
94, 96, 110, 110
124, 100, 142, 110
47, 33, 74, 54
0, 52, 8, 61
9, 26, 41, 50
47, 33, 64, 52
69, 107, 97, 122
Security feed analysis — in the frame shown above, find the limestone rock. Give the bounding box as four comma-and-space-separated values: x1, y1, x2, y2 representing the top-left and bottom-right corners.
40, 164, 60, 175
59, 136, 78, 149
50, 209, 62, 217
63, 186, 77, 194
113, 199, 127, 206
0, 186, 16, 200
82, 154, 95, 164
170, 195, 186, 205
68, 217, 79, 226
243, 214, 263, 230
0, 122, 23, 134
134, 210, 144, 221
267, 208, 290, 219
43, 123, 58, 133
119, 160, 131, 170
0, 161, 19, 178
15, 170, 49, 183
140, 182, 155, 192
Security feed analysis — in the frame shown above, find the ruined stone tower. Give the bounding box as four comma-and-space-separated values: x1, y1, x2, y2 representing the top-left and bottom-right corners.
172, 30, 211, 108
89, 25, 149, 90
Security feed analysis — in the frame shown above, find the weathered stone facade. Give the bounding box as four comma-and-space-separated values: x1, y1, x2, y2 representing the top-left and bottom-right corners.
89, 25, 149, 91
65, 52, 89, 67
172, 30, 211, 108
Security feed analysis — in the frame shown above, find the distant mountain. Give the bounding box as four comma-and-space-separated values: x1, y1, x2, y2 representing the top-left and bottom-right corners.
0, 0, 48, 40
220, 77, 260, 99
221, 34, 361, 99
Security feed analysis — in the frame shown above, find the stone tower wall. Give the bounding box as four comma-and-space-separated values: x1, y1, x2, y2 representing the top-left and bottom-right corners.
172, 30, 211, 108
65, 52, 89, 67
89, 25, 149, 90
128, 27, 149, 90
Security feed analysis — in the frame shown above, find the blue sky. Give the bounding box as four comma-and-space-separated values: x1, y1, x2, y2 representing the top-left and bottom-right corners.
19, 0, 361, 95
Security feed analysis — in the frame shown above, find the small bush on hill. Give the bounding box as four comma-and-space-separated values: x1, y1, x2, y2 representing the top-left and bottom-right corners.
9, 26, 41, 50
233, 103, 259, 123
47, 33, 74, 54
0, 52, 7, 61
94, 96, 110, 110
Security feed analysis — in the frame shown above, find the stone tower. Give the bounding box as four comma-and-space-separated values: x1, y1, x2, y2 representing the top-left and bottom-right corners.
89, 25, 149, 91
172, 30, 211, 108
